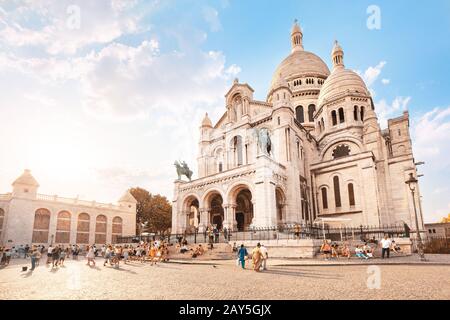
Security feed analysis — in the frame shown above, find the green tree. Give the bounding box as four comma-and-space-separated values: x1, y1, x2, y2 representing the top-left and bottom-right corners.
130, 187, 172, 235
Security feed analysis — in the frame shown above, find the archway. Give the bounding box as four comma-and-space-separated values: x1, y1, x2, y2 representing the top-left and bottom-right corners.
235, 189, 253, 231
208, 193, 224, 230
276, 188, 286, 224
95, 215, 107, 244
56, 211, 71, 244
32, 208, 50, 244
183, 195, 200, 232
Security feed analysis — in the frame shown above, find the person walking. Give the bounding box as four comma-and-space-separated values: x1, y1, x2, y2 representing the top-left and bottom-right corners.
237, 244, 248, 269
30, 246, 39, 271
103, 245, 112, 266
46, 244, 53, 265
259, 244, 268, 271
86, 245, 96, 266
380, 235, 392, 259
251, 243, 263, 272
52, 245, 60, 268
59, 247, 67, 266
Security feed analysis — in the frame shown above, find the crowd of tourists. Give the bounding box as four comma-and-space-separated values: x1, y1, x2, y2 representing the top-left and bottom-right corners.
319, 235, 402, 260
0, 240, 172, 271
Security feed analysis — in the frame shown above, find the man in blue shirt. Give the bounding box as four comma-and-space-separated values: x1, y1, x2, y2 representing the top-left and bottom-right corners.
237, 244, 248, 269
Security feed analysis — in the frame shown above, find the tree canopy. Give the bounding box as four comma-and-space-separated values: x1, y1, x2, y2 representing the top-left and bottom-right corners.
130, 187, 172, 235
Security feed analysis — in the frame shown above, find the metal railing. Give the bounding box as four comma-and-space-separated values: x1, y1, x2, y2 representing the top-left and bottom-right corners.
116, 223, 411, 245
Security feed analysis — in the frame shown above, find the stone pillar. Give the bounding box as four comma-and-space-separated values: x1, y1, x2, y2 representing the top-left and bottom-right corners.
223, 204, 237, 231
198, 208, 211, 232
252, 154, 278, 228
48, 210, 58, 245
70, 212, 77, 245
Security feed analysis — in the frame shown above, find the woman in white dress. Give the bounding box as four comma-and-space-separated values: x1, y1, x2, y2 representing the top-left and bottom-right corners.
86, 245, 96, 267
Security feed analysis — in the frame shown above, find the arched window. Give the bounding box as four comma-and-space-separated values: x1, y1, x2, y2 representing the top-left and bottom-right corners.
338, 108, 345, 123
76, 213, 90, 244
56, 211, 71, 243
112, 217, 123, 243
32, 208, 51, 243
331, 110, 337, 126
95, 215, 107, 244
360, 106, 365, 121
353, 106, 359, 121
296, 106, 304, 123
332, 145, 351, 159
321, 188, 328, 210
308, 104, 316, 122
348, 183, 355, 206
218, 162, 223, 173
333, 176, 342, 208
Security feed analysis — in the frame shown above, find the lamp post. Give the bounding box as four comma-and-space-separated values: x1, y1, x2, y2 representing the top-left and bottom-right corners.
405, 173, 426, 261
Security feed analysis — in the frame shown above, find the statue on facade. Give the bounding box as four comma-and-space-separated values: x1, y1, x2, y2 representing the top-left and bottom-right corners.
174, 160, 193, 181
253, 128, 272, 156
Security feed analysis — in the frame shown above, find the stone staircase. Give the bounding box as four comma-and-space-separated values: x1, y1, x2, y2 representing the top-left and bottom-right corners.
167, 242, 235, 260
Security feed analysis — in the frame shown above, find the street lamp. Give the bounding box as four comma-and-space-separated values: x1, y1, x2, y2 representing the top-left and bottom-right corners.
405, 173, 426, 261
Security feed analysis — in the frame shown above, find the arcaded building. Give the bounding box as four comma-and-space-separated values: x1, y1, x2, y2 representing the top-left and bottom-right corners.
171, 22, 424, 234
0, 170, 137, 246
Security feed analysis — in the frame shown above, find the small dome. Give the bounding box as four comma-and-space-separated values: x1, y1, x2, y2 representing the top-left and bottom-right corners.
269, 51, 330, 93
317, 68, 370, 107
201, 113, 212, 127
12, 169, 39, 187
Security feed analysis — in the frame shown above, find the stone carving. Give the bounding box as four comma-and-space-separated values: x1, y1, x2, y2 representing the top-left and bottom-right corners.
254, 127, 272, 156
174, 160, 193, 181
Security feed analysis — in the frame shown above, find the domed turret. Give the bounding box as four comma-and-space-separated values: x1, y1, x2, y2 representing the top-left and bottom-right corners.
291, 19, 304, 52
318, 41, 370, 108
201, 113, 213, 128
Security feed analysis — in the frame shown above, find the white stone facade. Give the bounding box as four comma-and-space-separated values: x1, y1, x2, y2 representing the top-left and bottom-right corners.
0, 170, 137, 247
172, 22, 425, 234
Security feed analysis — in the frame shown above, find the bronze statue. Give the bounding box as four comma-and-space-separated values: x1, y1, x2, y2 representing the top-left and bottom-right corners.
174, 160, 193, 181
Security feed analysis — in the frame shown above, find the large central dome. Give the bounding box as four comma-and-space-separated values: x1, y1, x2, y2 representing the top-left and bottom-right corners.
269, 21, 330, 94
270, 50, 330, 89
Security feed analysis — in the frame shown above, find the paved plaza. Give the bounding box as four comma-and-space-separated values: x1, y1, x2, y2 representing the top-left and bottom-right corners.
0, 256, 449, 300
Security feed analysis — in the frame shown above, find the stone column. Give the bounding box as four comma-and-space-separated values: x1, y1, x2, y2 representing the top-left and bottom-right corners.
253, 154, 278, 228
48, 210, 58, 245
198, 208, 211, 232
70, 212, 77, 245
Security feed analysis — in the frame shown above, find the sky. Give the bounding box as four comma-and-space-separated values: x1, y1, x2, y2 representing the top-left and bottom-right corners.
0, 0, 449, 223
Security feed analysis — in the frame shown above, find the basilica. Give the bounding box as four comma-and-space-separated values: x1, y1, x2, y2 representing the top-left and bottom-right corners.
171, 22, 424, 234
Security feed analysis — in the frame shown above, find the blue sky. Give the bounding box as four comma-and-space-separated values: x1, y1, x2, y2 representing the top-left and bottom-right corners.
0, 0, 449, 222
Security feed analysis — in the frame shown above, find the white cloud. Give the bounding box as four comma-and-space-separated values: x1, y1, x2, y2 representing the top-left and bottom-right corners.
375, 96, 411, 128
0, 0, 143, 55
381, 78, 390, 85
202, 6, 221, 32
362, 61, 386, 86
412, 106, 450, 162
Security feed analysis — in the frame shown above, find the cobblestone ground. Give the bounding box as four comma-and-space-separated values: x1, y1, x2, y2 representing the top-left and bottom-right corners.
0, 257, 449, 300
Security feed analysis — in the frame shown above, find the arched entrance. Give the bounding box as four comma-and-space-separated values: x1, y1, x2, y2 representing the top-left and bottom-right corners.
183, 195, 200, 232
276, 188, 286, 224
236, 189, 253, 231
209, 193, 224, 230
